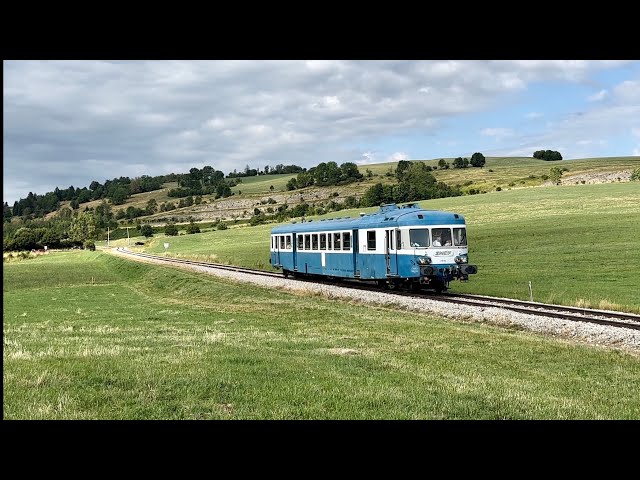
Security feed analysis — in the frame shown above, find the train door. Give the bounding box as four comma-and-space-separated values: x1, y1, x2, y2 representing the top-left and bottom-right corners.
292, 233, 298, 271
352, 229, 359, 277
275, 235, 281, 267
385, 229, 398, 276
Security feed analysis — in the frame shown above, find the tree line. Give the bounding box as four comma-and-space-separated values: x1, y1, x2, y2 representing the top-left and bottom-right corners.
5, 162, 308, 221
228, 163, 305, 178
166, 166, 234, 199
7, 174, 166, 221
285, 162, 363, 190
533, 150, 563, 161
359, 161, 462, 207
3, 201, 119, 252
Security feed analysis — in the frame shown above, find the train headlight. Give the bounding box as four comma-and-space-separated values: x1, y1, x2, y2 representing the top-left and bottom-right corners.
417, 256, 431, 265
454, 254, 468, 264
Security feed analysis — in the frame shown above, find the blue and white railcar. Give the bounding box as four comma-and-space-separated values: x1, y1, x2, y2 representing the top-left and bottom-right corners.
269, 203, 477, 291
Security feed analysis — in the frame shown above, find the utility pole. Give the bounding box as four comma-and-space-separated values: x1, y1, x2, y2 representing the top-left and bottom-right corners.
107, 227, 110, 247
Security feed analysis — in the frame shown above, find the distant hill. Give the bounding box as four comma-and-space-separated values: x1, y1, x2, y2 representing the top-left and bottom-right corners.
131, 156, 640, 225
15, 155, 640, 228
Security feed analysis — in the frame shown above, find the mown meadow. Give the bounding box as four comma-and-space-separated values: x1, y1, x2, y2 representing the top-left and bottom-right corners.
4, 251, 640, 419
119, 181, 640, 313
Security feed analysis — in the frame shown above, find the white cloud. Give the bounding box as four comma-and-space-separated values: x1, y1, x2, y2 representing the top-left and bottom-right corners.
428, 61, 463, 77
588, 90, 608, 102
613, 80, 640, 102
480, 128, 514, 138
356, 152, 376, 165
177, 130, 199, 139
304, 60, 344, 73
632, 127, 640, 138
4, 59, 639, 204
577, 139, 607, 146
537, 105, 640, 158
204, 117, 226, 129
387, 152, 409, 162
633, 147, 640, 156
136, 113, 172, 125
311, 95, 342, 110
246, 124, 270, 136
507, 60, 631, 82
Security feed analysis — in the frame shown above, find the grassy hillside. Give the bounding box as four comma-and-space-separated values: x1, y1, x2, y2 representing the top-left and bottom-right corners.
230, 173, 296, 194
49, 156, 638, 224
4, 251, 639, 419
113, 181, 640, 313
366, 156, 639, 193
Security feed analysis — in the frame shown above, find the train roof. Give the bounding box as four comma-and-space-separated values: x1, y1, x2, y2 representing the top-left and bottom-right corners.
271, 203, 466, 234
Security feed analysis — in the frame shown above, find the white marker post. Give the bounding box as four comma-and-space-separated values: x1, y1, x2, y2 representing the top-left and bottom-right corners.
164, 242, 169, 255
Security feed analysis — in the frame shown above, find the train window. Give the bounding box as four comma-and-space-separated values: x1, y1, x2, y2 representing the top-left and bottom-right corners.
396, 230, 402, 250
432, 228, 452, 247
304, 234, 311, 250
298, 235, 304, 249
333, 232, 341, 250
342, 232, 351, 250
320, 233, 327, 250
312, 234, 318, 250
453, 228, 467, 246
327, 233, 332, 250
280, 236, 285, 249
286, 235, 292, 249
409, 229, 430, 248
367, 231, 376, 250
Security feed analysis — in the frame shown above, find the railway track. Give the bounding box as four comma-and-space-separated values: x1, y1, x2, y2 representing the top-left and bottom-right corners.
115, 248, 640, 331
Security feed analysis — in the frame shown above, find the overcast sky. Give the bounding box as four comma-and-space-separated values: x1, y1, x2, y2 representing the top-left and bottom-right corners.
3, 60, 640, 205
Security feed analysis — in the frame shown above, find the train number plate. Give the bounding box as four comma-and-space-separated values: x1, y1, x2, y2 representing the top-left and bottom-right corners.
434, 250, 452, 256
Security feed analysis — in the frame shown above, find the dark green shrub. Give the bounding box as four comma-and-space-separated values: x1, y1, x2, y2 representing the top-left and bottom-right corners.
140, 224, 154, 237
165, 223, 178, 236
186, 222, 200, 234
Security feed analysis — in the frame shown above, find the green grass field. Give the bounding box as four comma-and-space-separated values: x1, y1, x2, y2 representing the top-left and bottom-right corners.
120, 181, 640, 313
230, 173, 296, 194
423, 181, 640, 312
4, 251, 640, 419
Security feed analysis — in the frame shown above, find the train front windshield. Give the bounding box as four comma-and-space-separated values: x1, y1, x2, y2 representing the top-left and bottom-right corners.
430, 228, 467, 247
453, 228, 467, 246
409, 229, 430, 247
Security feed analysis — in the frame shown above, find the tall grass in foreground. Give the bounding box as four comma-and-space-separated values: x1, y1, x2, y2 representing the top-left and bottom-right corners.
3, 251, 640, 419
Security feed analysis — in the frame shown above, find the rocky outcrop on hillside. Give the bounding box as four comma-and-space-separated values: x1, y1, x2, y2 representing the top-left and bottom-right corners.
543, 169, 634, 186
147, 186, 362, 224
